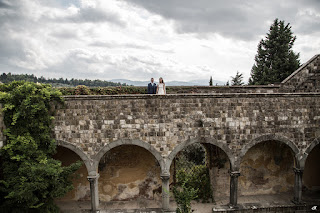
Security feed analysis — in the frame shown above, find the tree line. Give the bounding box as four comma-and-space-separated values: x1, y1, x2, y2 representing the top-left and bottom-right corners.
0, 73, 128, 87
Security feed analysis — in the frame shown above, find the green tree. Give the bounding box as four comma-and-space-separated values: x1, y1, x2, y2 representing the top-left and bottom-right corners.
249, 18, 300, 85
209, 76, 213, 86
0, 81, 81, 212
231, 71, 244, 86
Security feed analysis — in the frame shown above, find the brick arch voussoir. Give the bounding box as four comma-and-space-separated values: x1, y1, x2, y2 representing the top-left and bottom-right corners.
166, 137, 235, 172
93, 139, 164, 173
56, 140, 95, 175
237, 134, 299, 169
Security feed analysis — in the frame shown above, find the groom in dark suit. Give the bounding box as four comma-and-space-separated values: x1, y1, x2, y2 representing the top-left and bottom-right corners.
147, 78, 157, 94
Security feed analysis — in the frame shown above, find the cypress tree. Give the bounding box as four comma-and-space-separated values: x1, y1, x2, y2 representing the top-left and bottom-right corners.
249, 19, 300, 85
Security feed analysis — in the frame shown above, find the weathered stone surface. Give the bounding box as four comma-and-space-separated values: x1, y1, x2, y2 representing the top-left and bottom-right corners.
239, 141, 294, 196
53, 93, 320, 168
1, 54, 320, 206
281, 54, 320, 92
98, 145, 161, 202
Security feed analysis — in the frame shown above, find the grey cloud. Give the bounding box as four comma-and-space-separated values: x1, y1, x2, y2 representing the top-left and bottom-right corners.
55, 7, 126, 27
123, 0, 320, 40
45, 50, 165, 81
90, 41, 175, 53
0, 0, 11, 8
50, 29, 79, 39
90, 41, 149, 49
0, 33, 27, 65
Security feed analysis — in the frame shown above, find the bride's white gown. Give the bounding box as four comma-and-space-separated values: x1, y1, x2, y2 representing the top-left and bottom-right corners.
157, 83, 165, 95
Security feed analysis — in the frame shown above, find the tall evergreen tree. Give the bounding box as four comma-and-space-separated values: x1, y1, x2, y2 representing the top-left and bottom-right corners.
249, 19, 300, 85
231, 71, 244, 86
209, 76, 213, 86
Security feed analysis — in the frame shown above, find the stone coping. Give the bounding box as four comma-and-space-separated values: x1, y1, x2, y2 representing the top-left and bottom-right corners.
63, 92, 320, 100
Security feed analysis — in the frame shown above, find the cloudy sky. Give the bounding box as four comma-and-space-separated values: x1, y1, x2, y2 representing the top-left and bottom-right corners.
0, 0, 319, 83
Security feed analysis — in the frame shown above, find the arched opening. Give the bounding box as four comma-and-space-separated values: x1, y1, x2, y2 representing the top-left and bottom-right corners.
239, 141, 295, 203
53, 146, 90, 201
170, 142, 231, 210
98, 145, 162, 209
303, 143, 320, 201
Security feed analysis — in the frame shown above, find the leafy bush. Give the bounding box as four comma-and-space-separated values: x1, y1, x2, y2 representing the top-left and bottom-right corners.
74, 85, 91, 95
176, 165, 212, 203
0, 81, 81, 212
174, 143, 212, 202
58, 86, 147, 95
173, 181, 198, 213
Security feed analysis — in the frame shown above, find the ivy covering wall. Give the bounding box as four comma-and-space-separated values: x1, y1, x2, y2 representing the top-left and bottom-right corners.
0, 81, 81, 212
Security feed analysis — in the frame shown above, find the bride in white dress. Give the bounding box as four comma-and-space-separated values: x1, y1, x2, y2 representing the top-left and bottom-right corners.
157, 77, 166, 95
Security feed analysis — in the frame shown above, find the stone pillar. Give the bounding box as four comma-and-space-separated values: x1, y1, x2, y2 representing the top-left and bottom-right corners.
87, 174, 100, 212
293, 167, 303, 204
229, 171, 240, 208
161, 173, 170, 212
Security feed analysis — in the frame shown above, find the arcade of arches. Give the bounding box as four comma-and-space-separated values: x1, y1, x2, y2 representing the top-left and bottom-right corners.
1, 54, 320, 211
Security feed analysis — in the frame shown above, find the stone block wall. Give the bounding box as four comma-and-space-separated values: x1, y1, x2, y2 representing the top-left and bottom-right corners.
281, 54, 320, 92
54, 93, 320, 164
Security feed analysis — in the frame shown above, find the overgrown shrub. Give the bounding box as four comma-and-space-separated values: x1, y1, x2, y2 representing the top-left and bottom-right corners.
173, 181, 198, 213
174, 144, 213, 204
0, 81, 81, 212
74, 85, 91, 95
176, 165, 212, 203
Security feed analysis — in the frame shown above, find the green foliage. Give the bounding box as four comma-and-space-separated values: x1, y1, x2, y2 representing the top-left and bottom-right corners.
176, 165, 212, 203
59, 86, 147, 95
173, 181, 198, 213
209, 76, 213, 86
176, 144, 205, 167
0, 72, 127, 87
0, 81, 82, 212
231, 71, 244, 86
249, 18, 300, 85
74, 85, 91, 95
174, 144, 212, 210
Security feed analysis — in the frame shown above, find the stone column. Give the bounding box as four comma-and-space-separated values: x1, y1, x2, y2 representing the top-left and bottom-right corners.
229, 171, 240, 208
87, 174, 100, 212
293, 167, 303, 204
161, 172, 171, 212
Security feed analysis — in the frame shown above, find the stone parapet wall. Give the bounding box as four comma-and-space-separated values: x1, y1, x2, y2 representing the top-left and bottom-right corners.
151, 85, 280, 94
53, 93, 320, 170
281, 54, 320, 92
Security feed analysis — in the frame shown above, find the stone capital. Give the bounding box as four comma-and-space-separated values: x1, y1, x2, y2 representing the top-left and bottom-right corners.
87, 174, 100, 182
230, 171, 241, 177
161, 173, 170, 180
293, 167, 303, 174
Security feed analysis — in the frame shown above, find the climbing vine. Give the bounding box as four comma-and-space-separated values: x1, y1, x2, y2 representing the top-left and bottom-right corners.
0, 81, 81, 212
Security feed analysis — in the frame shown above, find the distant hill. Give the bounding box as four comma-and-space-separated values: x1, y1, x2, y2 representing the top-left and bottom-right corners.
0, 72, 225, 87
111, 79, 224, 86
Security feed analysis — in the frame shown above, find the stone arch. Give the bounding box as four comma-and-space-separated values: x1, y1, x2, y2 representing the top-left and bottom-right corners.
166, 137, 235, 172
238, 134, 299, 169
93, 139, 164, 173
56, 140, 94, 175
300, 137, 320, 169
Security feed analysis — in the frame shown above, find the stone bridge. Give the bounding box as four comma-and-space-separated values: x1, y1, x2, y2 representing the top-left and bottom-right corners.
2, 55, 320, 211
50, 54, 320, 211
